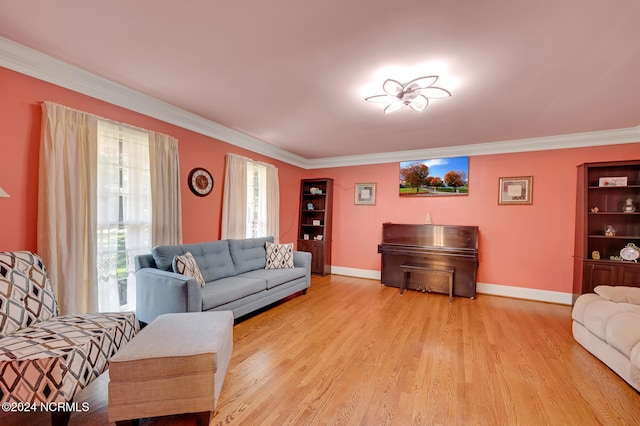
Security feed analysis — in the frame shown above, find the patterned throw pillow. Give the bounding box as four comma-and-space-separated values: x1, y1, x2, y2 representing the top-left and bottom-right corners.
265, 242, 294, 269
172, 252, 206, 287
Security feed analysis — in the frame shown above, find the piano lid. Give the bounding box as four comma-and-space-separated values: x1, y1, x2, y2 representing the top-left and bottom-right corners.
380, 223, 478, 251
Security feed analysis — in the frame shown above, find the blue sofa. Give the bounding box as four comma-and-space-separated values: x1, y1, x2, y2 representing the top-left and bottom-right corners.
135, 236, 311, 324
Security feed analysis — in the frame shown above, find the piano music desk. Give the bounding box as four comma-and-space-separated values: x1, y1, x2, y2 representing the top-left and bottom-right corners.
400, 263, 454, 303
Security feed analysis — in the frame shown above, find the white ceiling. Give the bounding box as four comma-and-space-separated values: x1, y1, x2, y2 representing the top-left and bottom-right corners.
1, 0, 639, 165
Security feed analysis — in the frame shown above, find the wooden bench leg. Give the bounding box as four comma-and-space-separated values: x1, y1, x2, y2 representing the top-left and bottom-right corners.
401, 270, 409, 294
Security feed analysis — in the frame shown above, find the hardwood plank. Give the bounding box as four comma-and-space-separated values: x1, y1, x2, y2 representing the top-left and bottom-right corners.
1, 275, 639, 425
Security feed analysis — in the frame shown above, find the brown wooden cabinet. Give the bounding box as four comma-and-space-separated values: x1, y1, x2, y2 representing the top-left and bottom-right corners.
297, 178, 333, 275
573, 161, 640, 300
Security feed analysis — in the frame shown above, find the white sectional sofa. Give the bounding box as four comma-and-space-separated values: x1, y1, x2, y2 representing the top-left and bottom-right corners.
572, 285, 640, 391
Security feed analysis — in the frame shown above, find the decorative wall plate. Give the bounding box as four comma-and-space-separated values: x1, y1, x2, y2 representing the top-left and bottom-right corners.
188, 167, 213, 196
620, 243, 640, 262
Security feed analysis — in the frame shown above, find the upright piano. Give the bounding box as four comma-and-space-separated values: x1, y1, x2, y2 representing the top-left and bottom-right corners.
377, 223, 479, 298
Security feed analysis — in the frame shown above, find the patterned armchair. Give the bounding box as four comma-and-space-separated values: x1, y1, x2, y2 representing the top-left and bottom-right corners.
0, 251, 138, 426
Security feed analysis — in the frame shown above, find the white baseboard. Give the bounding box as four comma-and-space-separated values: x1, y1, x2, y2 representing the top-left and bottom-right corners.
331, 266, 381, 280
329, 266, 573, 305
476, 282, 573, 305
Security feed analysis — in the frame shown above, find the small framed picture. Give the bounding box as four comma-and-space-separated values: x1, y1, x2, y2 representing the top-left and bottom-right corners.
355, 183, 376, 205
312, 220, 321, 226
499, 176, 533, 205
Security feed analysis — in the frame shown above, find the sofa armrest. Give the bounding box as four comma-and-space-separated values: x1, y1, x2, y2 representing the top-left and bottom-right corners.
293, 250, 312, 288
135, 268, 202, 324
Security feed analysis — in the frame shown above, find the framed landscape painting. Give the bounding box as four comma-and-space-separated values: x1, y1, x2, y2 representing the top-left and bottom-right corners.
399, 156, 469, 196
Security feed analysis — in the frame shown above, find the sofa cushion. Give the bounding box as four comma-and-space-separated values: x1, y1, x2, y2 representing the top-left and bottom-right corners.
605, 311, 640, 359
172, 252, 205, 287
573, 292, 640, 360
153, 241, 236, 282
201, 276, 266, 310
0, 251, 59, 338
228, 237, 274, 274
595, 285, 640, 305
265, 241, 294, 269
239, 267, 306, 290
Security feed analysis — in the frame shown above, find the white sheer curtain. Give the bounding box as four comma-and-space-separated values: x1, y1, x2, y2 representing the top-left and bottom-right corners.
149, 131, 182, 246
38, 102, 99, 314
221, 153, 248, 239
38, 102, 181, 314
265, 162, 280, 243
96, 121, 151, 312
221, 153, 279, 240
247, 160, 267, 238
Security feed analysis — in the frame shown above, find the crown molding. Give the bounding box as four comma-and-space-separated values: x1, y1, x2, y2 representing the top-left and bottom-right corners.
305, 126, 640, 169
2, 36, 638, 171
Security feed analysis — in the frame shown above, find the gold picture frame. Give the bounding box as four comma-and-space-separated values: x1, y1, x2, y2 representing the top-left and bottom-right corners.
355, 183, 376, 205
498, 176, 533, 205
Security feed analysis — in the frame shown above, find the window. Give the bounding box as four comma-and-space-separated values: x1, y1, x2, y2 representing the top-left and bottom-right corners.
96, 120, 152, 312
246, 161, 268, 238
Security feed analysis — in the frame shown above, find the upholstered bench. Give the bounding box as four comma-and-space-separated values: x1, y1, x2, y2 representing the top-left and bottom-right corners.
108, 311, 234, 426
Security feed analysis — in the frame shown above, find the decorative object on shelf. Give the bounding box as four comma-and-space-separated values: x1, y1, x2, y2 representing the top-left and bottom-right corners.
312, 220, 321, 226
355, 183, 376, 205
610, 255, 623, 261
187, 167, 213, 196
620, 243, 640, 262
303, 234, 310, 240
365, 76, 451, 114
498, 176, 533, 205
592, 251, 600, 260
623, 198, 636, 213
306, 202, 314, 210
599, 176, 627, 187
309, 187, 323, 194
315, 235, 323, 241
604, 224, 616, 237
590, 207, 599, 213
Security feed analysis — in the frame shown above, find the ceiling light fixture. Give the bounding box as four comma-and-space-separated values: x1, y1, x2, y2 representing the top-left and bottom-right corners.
365, 75, 451, 114
0, 186, 9, 198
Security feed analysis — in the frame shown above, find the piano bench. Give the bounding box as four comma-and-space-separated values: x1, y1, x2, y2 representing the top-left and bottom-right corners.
400, 263, 454, 303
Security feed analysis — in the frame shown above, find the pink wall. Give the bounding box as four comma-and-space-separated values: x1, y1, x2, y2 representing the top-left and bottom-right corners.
3, 66, 640, 296
312, 144, 640, 293
0, 67, 303, 251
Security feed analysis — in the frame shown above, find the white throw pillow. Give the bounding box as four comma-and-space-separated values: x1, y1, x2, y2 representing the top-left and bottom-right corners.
265, 241, 294, 269
172, 252, 206, 287
594, 285, 640, 305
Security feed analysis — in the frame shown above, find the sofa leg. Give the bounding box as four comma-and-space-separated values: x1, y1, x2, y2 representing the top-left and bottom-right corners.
302, 288, 308, 295
51, 411, 71, 426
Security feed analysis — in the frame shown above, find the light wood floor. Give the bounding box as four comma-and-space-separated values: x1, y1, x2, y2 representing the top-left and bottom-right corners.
2, 274, 639, 426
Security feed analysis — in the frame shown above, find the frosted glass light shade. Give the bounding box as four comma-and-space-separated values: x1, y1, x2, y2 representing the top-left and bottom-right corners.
0, 186, 10, 198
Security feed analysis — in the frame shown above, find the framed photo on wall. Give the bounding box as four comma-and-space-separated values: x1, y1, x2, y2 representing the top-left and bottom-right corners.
355, 183, 376, 205
498, 176, 533, 205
